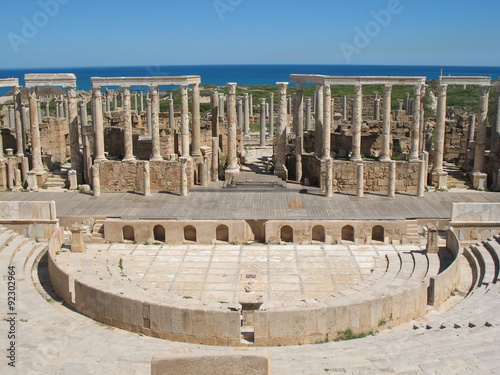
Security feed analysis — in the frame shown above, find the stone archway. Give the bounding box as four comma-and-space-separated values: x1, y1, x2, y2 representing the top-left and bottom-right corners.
122, 225, 135, 241
184, 225, 197, 242
281, 225, 293, 243
372, 225, 384, 242
312, 225, 325, 242
153, 225, 166, 242
341, 225, 354, 242
216, 224, 229, 242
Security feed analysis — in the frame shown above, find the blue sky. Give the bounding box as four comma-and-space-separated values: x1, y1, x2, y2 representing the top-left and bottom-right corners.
1, 0, 499, 68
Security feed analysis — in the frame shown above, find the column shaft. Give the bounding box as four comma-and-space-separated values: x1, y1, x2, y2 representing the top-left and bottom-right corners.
408, 85, 422, 161
305, 98, 312, 131
323, 85, 331, 159
68, 87, 83, 172
211, 90, 219, 137
150, 86, 162, 161
13, 86, 24, 156
259, 98, 266, 147
356, 162, 364, 198
122, 87, 135, 161
433, 84, 448, 172
191, 83, 201, 156
28, 90, 44, 172
314, 84, 324, 155
473, 85, 490, 172
226, 83, 239, 173
492, 87, 500, 156
380, 86, 392, 163
92, 88, 106, 162
180, 85, 190, 157
388, 161, 396, 198
294, 83, 304, 141
269, 93, 274, 136
351, 84, 363, 161
274, 82, 288, 180
243, 93, 250, 137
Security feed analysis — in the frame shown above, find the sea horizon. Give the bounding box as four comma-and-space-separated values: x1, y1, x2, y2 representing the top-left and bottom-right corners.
1, 63, 500, 95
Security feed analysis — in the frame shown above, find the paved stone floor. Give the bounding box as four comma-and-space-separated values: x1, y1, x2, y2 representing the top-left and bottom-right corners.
94, 243, 421, 302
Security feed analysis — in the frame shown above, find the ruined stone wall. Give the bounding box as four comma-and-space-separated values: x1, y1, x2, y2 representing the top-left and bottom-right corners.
98, 159, 194, 193
39, 118, 69, 163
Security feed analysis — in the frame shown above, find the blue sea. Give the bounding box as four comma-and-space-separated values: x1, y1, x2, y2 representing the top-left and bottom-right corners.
1, 64, 500, 95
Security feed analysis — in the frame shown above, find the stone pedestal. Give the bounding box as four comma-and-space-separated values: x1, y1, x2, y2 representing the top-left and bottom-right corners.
472, 171, 487, 191
431, 170, 448, 190
70, 223, 86, 253
27, 171, 39, 191
68, 169, 78, 190
425, 225, 439, 254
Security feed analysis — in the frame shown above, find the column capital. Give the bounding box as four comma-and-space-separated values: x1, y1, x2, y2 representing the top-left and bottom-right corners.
383, 84, 392, 94
413, 84, 422, 95
13, 86, 21, 95
28, 89, 37, 99
260, 98, 266, 104
324, 84, 331, 94
121, 86, 131, 95
354, 83, 362, 92
479, 85, 490, 97
227, 82, 237, 94
277, 82, 288, 94
92, 87, 102, 96
149, 85, 159, 93
296, 82, 303, 90
437, 83, 448, 94
67, 86, 77, 98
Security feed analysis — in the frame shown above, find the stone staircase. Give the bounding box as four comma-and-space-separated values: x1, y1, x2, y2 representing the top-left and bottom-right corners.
44, 171, 68, 189
443, 162, 472, 189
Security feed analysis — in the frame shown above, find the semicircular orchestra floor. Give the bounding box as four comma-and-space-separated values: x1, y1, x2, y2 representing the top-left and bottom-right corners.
90, 242, 425, 303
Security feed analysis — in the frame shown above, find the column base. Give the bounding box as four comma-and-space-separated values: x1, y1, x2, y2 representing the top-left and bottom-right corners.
150, 156, 163, 162
94, 157, 107, 163
122, 156, 136, 162
224, 166, 240, 181
379, 156, 391, 162
431, 170, 448, 190
407, 155, 420, 162
471, 171, 487, 190
274, 166, 288, 181
350, 156, 362, 162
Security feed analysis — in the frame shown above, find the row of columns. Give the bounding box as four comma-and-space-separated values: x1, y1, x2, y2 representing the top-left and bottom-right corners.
91, 83, 202, 163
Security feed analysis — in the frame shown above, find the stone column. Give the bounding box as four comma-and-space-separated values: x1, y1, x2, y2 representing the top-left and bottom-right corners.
218, 93, 225, 120
356, 162, 364, 198
191, 83, 202, 157
143, 161, 151, 196
55, 100, 60, 117
405, 93, 410, 114
237, 98, 243, 131
7, 159, 14, 190
113, 93, 118, 109
122, 87, 135, 161
468, 114, 476, 146
294, 82, 304, 140
92, 163, 100, 196
492, 86, 500, 157
45, 100, 50, 117
243, 93, 250, 138
374, 98, 380, 121
225, 83, 239, 177
92, 88, 106, 162
274, 82, 288, 180
323, 85, 331, 159
249, 94, 254, 117
68, 169, 78, 190
342, 95, 348, 120
473, 85, 489, 172
36, 100, 42, 124
28, 90, 44, 172
388, 161, 396, 198
21, 156, 29, 185
408, 85, 422, 161
269, 93, 274, 137
200, 155, 208, 187
146, 98, 152, 135
67, 86, 83, 173
433, 84, 447, 172
305, 98, 312, 131
211, 137, 219, 181
296, 135, 303, 183
314, 84, 324, 155
259, 98, 266, 147
140, 91, 144, 112
397, 99, 404, 111
351, 84, 363, 162
150, 86, 162, 161
431, 84, 448, 189
80, 100, 88, 128
168, 97, 175, 129
325, 157, 333, 198
180, 156, 188, 196
134, 92, 138, 111
180, 84, 190, 157
211, 90, 219, 137
13, 86, 24, 157
419, 85, 427, 154
417, 159, 426, 198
